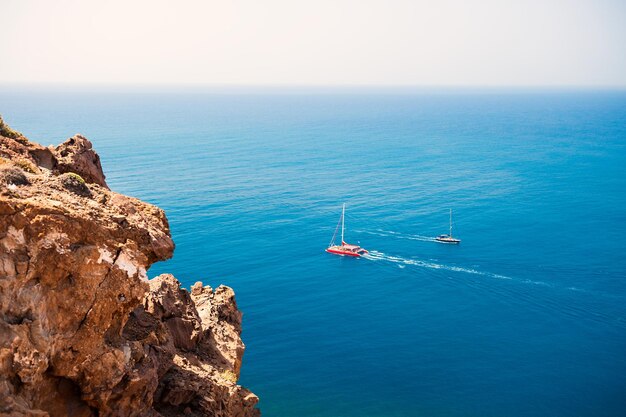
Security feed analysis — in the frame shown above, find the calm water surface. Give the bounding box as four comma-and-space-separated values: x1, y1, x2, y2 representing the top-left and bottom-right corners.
2, 88, 625, 416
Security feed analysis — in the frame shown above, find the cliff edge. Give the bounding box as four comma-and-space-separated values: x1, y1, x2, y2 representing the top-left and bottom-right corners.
0, 116, 259, 416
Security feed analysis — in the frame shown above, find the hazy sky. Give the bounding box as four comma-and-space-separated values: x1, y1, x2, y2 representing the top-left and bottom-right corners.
1, 0, 625, 86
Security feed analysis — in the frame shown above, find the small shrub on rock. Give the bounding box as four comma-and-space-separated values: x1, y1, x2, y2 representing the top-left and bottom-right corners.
61, 172, 91, 197
0, 167, 29, 186
0, 115, 24, 140
219, 370, 238, 384
15, 159, 40, 174
66, 172, 86, 184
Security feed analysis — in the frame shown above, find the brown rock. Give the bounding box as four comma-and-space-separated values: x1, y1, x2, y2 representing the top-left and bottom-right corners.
0, 119, 258, 417
192, 284, 246, 378
1, 117, 108, 188
54, 135, 108, 188
123, 275, 259, 417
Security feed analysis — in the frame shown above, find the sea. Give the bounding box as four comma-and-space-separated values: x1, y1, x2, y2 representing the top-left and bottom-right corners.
2, 87, 625, 417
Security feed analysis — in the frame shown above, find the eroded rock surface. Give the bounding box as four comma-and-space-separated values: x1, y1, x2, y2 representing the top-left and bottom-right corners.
0, 118, 259, 416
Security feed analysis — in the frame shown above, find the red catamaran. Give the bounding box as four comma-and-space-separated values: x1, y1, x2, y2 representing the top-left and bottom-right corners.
326, 203, 368, 257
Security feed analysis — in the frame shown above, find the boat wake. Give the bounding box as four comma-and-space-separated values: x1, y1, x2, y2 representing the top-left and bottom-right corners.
363, 250, 513, 280
361, 250, 626, 328
357, 229, 438, 242
358, 234, 588, 293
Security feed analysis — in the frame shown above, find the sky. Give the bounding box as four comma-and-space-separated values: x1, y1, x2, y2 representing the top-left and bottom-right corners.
1, 0, 625, 87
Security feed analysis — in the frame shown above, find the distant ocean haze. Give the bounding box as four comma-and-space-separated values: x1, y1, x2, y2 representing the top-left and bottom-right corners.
3, 88, 626, 417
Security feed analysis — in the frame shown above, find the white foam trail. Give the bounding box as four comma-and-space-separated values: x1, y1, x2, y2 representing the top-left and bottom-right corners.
364, 250, 513, 280
357, 229, 438, 242
365, 250, 596, 297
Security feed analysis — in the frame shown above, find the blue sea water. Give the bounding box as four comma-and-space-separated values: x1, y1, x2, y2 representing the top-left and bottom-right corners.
2, 87, 626, 416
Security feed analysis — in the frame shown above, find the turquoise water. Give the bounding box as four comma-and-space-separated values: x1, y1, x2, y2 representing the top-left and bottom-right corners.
2, 88, 626, 416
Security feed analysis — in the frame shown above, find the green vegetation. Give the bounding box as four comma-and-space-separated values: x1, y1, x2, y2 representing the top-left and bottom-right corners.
61, 172, 91, 197
0, 115, 25, 140
14, 159, 39, 174
0, 167, 29, 186
65, 172, 86, 184
219, 369, 238, 384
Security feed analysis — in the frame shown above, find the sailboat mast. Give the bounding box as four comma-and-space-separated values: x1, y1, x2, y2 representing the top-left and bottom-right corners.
449, 208, 453, 237
341, 203, 345, 244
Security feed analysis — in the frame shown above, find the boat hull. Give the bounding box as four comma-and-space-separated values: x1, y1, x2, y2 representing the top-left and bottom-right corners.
435, 237, 461, 244
325, 247, 368, 257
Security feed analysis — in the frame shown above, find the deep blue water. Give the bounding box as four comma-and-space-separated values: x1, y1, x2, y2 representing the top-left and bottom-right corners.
2, 87, 626, 416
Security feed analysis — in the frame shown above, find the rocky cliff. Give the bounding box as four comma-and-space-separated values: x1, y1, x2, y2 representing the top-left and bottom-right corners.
0, 116, 259, 416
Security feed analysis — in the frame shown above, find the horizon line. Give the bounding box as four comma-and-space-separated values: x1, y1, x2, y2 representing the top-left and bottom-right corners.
2, 82, 626, 93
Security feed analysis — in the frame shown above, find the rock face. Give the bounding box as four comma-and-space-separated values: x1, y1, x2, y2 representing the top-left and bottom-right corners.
0, 118, 259, 416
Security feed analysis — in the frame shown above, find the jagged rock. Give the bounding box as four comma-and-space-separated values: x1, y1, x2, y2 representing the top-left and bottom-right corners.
144, 274, 203, 352
54, 135, 108, 188
0, 122, 108, 189
192, 284, 246, 377
0, 117, 259, 417
124, 275, 259, 417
